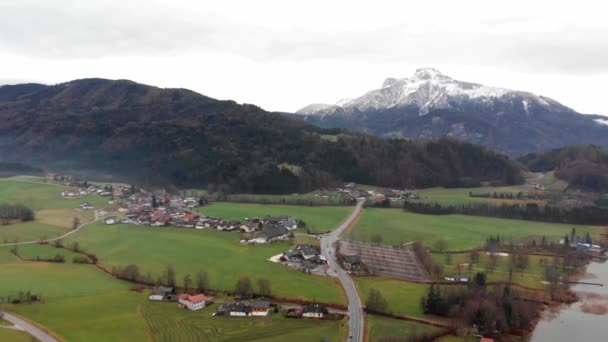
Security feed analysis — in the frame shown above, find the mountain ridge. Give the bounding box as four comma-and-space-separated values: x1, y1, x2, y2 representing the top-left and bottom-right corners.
0, 78, 524, 193
295, 68, 608, 156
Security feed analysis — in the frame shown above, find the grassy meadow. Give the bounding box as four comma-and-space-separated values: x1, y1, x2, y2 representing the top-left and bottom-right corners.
0, 178, 105, 242
14, 243, 84, 261
0, 245, 345, 341
355, 277, 429, 318
0, 327, 33, 342
197, 202, 351, 234
64, 222, 346, 304
366, 315, 442, 342
348, 208, 601, 250
414, 186, 538, 206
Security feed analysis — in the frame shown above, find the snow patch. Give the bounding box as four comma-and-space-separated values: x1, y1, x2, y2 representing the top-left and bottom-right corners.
595, 118, 608, 126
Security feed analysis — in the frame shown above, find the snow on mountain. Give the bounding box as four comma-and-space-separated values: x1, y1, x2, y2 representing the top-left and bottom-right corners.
298, 67, 568, 116
595, 118, 608, 126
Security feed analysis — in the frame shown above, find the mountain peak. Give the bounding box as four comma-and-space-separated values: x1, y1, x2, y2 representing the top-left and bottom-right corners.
298, 67, 570, 117
413, 67, 444, 79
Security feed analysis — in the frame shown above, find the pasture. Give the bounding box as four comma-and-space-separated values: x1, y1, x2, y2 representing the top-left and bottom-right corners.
197, 202, 351, 234
64, 223, 346, 304
0, 327, 33, 342
415, 186, 537, 206
0, 245, 345, 342
355, 276, 429, 318
0, 178, 104, 242
13, 243, 83, 262
348, 208, 601, 250
366, 315, 442, 342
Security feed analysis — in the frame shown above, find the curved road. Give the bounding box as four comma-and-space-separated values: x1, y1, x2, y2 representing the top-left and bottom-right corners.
321, 199, 365, 342
1, 311, 59, 342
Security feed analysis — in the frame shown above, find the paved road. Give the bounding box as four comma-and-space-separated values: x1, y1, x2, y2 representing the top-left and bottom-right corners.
1, 311, 59, 342
0, 211, 100, 247
321, 199, 365, 342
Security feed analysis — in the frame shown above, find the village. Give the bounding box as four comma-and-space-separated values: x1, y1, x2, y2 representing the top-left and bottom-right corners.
50, 173, 301, 244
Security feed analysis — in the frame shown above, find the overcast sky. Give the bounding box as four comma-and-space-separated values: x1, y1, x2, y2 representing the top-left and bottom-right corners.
1, 0, 607, 114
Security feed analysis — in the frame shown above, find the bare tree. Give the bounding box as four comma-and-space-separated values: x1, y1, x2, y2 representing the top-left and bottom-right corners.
72, 217, 80, 230
183, 274, 192, 293
196, 271, 209, 293
235, 277, 253, 297
257, 278, 272, 296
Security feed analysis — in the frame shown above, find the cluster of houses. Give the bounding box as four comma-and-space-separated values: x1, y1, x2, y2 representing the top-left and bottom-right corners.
336, 182, 419, 202
280, 244, 327, 273
93, 188, 300, 244
148, 286, 328, 319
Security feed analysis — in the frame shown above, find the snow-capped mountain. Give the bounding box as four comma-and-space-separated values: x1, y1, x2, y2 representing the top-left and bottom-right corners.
295, 68, 608, 156
297, 67, 572, 117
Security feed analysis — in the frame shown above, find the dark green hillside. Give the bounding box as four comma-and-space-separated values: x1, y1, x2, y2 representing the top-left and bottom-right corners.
0, 78, 523, 193
519, 145, 608, 192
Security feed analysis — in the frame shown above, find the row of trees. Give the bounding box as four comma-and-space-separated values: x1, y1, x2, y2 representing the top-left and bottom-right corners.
413, 241, 443, 278
469, 192, 524, 200
0, 204, 34, 223
0, 291, 42, 304
403, 201, 608, 225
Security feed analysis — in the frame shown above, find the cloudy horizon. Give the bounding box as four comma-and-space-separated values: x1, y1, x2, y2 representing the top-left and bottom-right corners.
1, 0, 607, 114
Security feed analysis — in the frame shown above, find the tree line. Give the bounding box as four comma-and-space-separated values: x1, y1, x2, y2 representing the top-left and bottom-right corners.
403, 201, 608, 225
0, 204, 34, 223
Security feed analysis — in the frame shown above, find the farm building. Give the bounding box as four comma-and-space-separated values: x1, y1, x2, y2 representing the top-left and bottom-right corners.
149, 286, 174, 301
251, 300, 271, 316
178, 293, 207, 311
302, 304, 328, 318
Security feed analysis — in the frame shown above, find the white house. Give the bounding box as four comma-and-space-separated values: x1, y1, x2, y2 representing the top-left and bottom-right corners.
178, 294, 207, 311
251, 301, 270, 316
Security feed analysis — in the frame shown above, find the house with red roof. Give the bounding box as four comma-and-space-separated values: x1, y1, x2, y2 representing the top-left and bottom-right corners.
178, 293, 207, 311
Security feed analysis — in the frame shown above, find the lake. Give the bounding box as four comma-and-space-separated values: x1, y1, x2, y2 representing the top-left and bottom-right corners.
531, 260, 608, 341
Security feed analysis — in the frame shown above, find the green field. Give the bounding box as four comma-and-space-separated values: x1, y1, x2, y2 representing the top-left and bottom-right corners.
366, 315, 442, 342
0, 221, 69, 244
0, 327, 33, 342
0, 246, 344, 341
14, 243, 84, 262
64, 223, 346, 304
415, 186, 536, 206
0, 246, 150, 342
0, 178, 108, 211
348, 208, 601, 250
198, 202, 351, 234
355, 277, 429, 318
0, 178, 106, 242
142, 301, 345, 342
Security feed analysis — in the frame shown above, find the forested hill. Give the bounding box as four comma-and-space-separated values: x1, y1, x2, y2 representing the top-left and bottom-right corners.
0, 162, 42, 177
0, 78, 523, 193
519, 145, 608, 192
